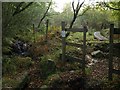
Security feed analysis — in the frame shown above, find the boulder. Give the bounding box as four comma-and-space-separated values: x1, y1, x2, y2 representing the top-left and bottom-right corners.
40, 85, 48, 88
40, 59, 56, 77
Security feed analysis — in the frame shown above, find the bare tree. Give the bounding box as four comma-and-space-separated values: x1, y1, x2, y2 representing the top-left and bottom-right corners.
69, 0, 85, 28
37, 1, 52, 28
66, 0, 86, 37
4, 2, 33, 29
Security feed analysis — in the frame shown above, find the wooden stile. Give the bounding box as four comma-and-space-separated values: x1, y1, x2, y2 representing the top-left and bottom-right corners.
61, 21, 88, 76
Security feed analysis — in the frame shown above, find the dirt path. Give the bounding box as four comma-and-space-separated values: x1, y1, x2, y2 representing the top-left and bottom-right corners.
25, 60, 44, 88
90, 59, 108, 80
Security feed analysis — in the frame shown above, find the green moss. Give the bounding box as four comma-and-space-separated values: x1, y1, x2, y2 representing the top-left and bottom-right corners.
85, 68, 92, 75
3, 56, 33, 75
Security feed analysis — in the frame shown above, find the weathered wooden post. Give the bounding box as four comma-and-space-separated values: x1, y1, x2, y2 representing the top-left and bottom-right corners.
109, 24, 114, 80
46, 19, 49, 42
33, 24, 35, 43
61, 22, 66, 61
82, 26, 87, 75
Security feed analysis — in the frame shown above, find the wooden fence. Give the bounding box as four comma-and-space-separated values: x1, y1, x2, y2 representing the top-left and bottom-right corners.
109, 24, 120, 80
61, 21, 88, 75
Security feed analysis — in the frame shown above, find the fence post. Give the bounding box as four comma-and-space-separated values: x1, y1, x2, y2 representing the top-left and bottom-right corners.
82, 26, 87, 75
109, 24, 114, 80
61, 21, 66, 61
46, 19, 49, 42
33, 24, 35, 43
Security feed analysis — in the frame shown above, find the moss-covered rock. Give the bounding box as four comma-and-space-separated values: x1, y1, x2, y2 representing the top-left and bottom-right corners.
40, 59, 57, 78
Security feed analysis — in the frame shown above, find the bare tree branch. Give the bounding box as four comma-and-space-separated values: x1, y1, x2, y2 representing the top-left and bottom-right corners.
103, 2, 120, 11
15, 2, 24, 11
13, 2, 33, 16
76, 2, 80, 12
69, 0, 85, 29
66, 0, 85, 37
37, 2, 52, 28
72, 2, 76, 15
78, 1, 84, 10
77, 6, 89, 17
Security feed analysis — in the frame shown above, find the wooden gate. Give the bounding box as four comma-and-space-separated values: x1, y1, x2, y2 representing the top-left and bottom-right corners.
61, 21, 88, 75
109, 24, 120, 80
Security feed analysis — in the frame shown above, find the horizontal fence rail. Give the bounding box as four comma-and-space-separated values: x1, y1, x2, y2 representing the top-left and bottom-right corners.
66, 42, 83, 48
65, 28, 85, 32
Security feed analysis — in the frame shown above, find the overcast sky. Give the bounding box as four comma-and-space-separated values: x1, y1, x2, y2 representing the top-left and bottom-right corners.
52, 0, 111, 12
53, 0, 95, 12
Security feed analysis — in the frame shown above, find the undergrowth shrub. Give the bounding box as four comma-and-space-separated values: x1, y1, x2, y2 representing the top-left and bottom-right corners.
2, 77, 19, 88
2, 57, 17, 75
29, 44, 49, 59
14, 56, 32, 69
2, 56, 32, 75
